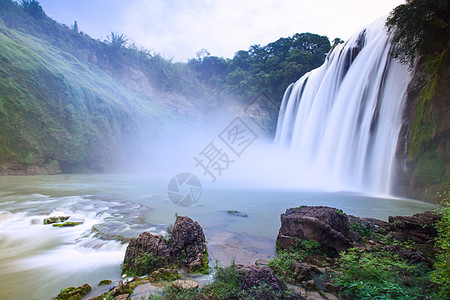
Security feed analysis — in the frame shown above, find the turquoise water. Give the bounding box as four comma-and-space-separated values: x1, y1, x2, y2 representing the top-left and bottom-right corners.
0, 174, 436, 299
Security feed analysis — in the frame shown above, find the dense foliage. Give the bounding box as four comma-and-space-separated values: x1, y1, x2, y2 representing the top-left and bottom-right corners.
335, 247, 433, 299
188, 33, 331, 104
0, 0, 332, 172
386, 0, 450, 68
431, 192, 450, 299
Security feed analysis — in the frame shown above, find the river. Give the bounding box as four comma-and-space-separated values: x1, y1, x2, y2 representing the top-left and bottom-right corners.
0, 174, 435, 299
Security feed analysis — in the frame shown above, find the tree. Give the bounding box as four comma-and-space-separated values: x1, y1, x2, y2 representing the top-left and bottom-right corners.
105, 32, 128, 49
386, 0, 450, 68
72, 20, 78, 33
21, 0, 44, 18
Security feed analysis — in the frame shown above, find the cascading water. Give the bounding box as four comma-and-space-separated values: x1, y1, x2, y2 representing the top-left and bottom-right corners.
274, 18, 411, 195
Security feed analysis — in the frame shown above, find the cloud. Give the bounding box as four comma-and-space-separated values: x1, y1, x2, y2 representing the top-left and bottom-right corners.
41, 0, 405, 62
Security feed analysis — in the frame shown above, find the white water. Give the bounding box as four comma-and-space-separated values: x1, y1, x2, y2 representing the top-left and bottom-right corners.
275, 18, 411, 195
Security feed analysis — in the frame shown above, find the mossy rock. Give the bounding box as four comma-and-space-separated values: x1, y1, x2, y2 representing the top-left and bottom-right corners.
52, 222, 83, 227
55, 283, 91, 300
43, 216, 70, 225
413, 150, 446, 186
98, 279, 112, 286
146, 268, 182, 282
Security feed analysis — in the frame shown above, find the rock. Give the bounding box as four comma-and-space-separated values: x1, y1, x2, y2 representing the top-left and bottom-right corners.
306, 291, 325, 299
52, 221, 83, 227
238, 265, 287, 292
55, 283, 91, 300
303, 279, 319, 291
112, 295, 129, 300
122, 233, 170, 275
276, 206, 352, 257
98, 279, 112, 286
122, 216, 208, 275
146, 268, 181, 282
172, 279, 199, 290
43, 216, 70, 224
170, 216, 209, 272
389, 211, 440, 242
225, 210, 248, 217
110, 280, 131, 298
292, 263, 319, 283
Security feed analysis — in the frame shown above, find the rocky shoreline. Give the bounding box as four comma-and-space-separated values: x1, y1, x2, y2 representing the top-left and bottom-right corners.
53, 204, 447, 300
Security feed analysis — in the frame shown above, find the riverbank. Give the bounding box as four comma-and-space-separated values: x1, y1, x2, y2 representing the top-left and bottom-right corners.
56, 203, 448, 300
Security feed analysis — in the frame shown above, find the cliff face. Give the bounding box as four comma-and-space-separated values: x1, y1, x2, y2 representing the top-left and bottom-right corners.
396, 50, 450, 202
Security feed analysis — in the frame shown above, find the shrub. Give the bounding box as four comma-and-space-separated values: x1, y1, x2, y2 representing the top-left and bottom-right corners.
431, 192, 450, 299
335, 247, 433, 299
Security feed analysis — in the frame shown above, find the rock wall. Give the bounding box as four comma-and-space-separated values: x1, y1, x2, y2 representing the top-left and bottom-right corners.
395, 52, 450, 202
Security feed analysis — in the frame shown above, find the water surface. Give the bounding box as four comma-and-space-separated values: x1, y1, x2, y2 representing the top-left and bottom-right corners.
0, 174, 435, 299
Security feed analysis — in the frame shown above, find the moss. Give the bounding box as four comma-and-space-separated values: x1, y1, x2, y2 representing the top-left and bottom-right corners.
55, 283, 91, 300
97, 280, 112, 286
43, 216, 69, 224
413, 150, 446, 186
52, 221, 83, 227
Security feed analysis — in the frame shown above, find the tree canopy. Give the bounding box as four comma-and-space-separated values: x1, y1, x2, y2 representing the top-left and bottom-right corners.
386, 0, 450, 68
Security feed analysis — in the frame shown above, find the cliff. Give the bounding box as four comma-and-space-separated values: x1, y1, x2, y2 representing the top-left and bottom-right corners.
396, 49, 450, 202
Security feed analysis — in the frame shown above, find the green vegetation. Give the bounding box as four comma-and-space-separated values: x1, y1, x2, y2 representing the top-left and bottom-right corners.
386, 0, 450, 68
147, 261, 296, 299
386, 0, 450, 192
132, 252, 160, 276
43, 216, 70, 224
335, 247, 433, 299
52, 221, 83, 227
55, 283, 91, 300
0, 0, 332, 172
269, 239, 323, 280
431, 192, 450, 299
97, 280, 112, 286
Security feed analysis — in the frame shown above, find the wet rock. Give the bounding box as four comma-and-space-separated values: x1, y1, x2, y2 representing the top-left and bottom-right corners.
43, 216, 70, 224
98, 279, 112, 286
110, 280, 131, 298
225, 210, 248, 217
55, 283, 91, 300
238, 265, 287, 292
122, 233, 170, 275
172, 279, 199, 290
52, 221, 83, 227
277, 206, 352, 257
170, 216, 209, 272
122, 216, 208, 275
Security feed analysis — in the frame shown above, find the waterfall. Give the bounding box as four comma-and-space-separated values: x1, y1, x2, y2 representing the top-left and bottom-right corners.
274, 18, 411, 195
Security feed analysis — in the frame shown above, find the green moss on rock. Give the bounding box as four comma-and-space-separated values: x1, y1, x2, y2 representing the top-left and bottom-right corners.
413, 151, 445, 186
52, 221, 83, 227
55, 283, 91, 300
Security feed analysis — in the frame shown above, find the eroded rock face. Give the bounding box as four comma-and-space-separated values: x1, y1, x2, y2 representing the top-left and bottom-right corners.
171, 216, 208, 272
238, 265, 287, 292
122, 233, 170, 275
122, 216, 208, 275
388, 210, 441, 255
276, 206, 352, 257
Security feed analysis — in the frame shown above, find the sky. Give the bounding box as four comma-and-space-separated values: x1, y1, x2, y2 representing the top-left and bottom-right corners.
38, 0, 405, 62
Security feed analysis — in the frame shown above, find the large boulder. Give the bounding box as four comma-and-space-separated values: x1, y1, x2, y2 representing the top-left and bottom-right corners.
170, 216, 209, 272
122, 233, 170, 275
276, 206, 352, 257
238, 265, 287, 292
122, 216, 208, 276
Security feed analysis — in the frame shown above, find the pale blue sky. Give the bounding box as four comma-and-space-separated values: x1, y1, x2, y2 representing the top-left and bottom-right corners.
38, 0, 405, 62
